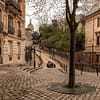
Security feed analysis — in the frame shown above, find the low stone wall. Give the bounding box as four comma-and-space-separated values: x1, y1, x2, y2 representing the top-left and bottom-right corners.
0, 63, 26, 67
42, 47, 69, 58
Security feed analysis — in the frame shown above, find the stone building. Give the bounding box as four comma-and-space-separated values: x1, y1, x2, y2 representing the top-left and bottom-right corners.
25, 19, 40, 47
25, 19, 34, 47
85, 9, 100, 63
25, 19, 40, 65
0, 0, 25, 65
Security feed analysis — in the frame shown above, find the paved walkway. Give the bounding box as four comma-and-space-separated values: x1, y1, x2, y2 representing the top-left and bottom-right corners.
0, 66, 100, 100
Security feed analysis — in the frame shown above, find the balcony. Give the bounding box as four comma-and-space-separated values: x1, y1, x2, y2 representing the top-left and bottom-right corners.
0, 21, 3, 32
6, 0, 21, 14
0, 0, 4, 4
18, 30, 22, 38
8, 25, 15, 35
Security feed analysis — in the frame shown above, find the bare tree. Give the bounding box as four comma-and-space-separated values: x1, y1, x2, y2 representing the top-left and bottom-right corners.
26, 0, 99, 88
65, 0, 100, 88
26, 0, 65, 25
65, 0, 79, 88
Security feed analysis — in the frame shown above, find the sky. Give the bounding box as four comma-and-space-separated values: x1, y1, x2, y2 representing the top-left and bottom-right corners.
25, 0, 81, 29
25, 2, 39, 31
25, 0, 65, 31
25, 16, 39, 31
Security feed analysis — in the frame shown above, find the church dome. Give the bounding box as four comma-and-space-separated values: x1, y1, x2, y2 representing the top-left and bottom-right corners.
27, 19, 34, 31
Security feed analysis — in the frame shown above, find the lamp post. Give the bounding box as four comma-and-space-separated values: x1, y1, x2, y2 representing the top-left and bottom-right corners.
32, 32, 40, 68
25, 46, 32, 66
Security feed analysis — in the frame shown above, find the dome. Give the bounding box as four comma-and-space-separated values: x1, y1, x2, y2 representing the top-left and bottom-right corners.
27, 19, 34, 31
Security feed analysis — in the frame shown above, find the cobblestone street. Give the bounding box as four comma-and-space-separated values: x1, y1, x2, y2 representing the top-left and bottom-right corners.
0, 66, 100, 100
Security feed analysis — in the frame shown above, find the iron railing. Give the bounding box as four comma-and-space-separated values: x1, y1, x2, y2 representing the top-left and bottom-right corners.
75, 62, 100, 76
6, 0, 21, 12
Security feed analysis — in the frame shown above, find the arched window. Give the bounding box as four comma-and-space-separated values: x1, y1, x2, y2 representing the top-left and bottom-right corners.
8, 15, 13, 26
8, 15, 14, 34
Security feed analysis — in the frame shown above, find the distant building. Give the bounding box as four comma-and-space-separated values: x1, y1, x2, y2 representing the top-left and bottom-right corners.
52, 18, 84, 33
0, 0, 25, 65
25, 19, 40, 47
25, 19, 34, 47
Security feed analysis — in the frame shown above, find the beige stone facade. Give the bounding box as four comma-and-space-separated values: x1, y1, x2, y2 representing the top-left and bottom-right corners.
85, 9, 100, 63
0, 0, 25, 65
25, 19, 34, 47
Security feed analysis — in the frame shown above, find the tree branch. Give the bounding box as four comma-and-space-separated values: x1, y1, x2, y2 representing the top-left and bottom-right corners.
65, 0, 72, 27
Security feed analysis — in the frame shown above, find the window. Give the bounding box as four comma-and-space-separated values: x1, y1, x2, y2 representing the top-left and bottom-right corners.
97, 18, 100, 27
18, 43, 21, 59
8, 15, 14, 34
8, 41, 13, 61
8, 15, 13, 27
18, 21, 21, 30
8, 41, 13, 56
97, 36, 100, 45
17, 21, 21, 37
96, 55, 99, 63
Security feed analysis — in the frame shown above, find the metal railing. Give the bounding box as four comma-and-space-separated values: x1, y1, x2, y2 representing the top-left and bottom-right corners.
75, 62, 100, 76
6, 0, 21, 12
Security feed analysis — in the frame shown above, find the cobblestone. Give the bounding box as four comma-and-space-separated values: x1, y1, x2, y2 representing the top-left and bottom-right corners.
0, 67, 100, 100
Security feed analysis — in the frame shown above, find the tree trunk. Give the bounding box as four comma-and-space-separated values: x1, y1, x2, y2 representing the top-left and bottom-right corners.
68, 29, 75, 88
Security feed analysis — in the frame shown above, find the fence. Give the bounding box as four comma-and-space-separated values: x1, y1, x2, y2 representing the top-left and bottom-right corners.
75, 62, 100, 76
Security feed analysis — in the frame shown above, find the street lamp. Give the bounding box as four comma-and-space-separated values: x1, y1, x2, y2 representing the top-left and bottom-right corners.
25, 46, 32, 66
33, 46, 36, 68
32, 31, 40, 68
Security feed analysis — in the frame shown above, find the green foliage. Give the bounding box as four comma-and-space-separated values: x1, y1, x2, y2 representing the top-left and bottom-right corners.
39, 24, 85, 52
63, 83, 81, 88
75, 32, 85, 51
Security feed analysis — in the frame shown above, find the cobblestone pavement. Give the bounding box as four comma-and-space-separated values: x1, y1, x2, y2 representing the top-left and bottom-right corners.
0, 67, 100, 100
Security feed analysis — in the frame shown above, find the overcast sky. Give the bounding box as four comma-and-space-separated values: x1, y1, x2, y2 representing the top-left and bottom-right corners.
25, 0, 65, 31
25, 16, 39, 31
25, 2, 39, 31
25, 0, 96, 31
